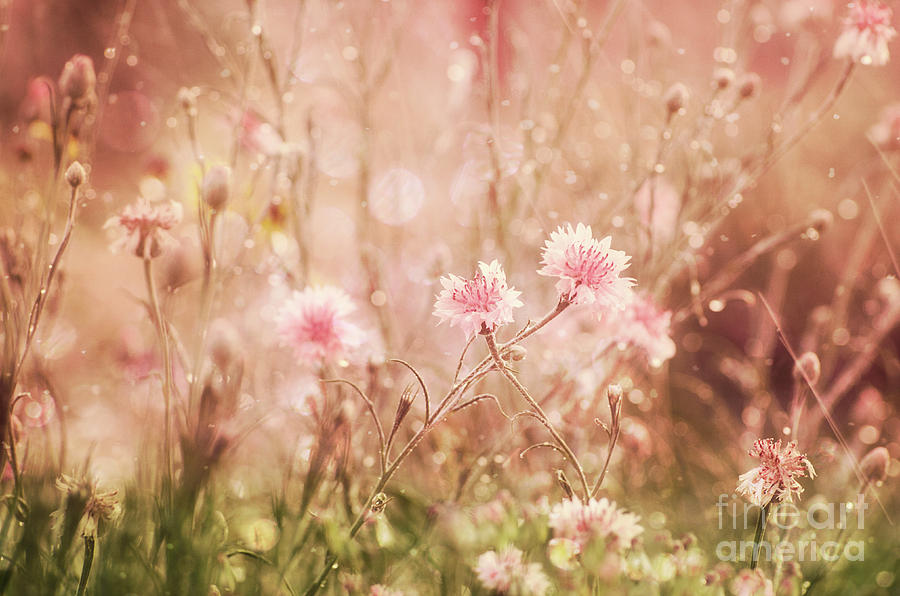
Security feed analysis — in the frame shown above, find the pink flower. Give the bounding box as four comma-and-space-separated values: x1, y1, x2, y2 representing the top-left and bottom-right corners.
548, 497, 643, 552
869, 103, 900, 150
104, 198, 183, 258
433, 260, 522, 338
605, 292, 676, 367
833, 1, 896, 66
538, 223, 635, 309
474, 547, 549, 596
276, 286, 365, 363
736, 439, 816, 507
730, 569, 775, 596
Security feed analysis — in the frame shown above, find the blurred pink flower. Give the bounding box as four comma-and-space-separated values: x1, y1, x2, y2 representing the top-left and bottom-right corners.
730, 569, 775, 596
736, 439, 816, 507
276, 286, 365, 363
433, 260, 522, 338
548, 497, 643, 551
474, 547, 549, 596
105, 198, 183, 258
833, 1, 896, 66
538, 223, 635, 309
869, 103, 900, 150
605, 292, 676, 366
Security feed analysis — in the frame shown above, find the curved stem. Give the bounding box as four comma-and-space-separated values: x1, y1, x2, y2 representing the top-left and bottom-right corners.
750, 504, 769, 570
484, 332, 590, 500
75, 535, 95, 596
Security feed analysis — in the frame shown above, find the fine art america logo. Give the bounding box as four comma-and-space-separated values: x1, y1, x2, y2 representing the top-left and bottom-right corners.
715, 494, 868, 562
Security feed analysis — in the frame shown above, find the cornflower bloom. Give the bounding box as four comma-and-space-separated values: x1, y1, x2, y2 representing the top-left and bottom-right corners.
276, 286, 365, 363
548, 497, 643, 552
474, 547, 550, 596
433, 260, 522, 338
736, 439, 816, 507
538, 223, 634, 309
105, 198, 183, 258
833, 1, 896, 66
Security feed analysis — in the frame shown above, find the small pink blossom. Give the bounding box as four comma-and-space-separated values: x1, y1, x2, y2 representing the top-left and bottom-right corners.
730, 569, 775, 596
276, 286, 365, 363
474, 547, 549, 596
606, 292, 676, 366
869, 103, 900, 150
433, 260, 522, 338
833, 1, 896, 66
105, 198, 183, 258
548, 497, 643, 552
538, 223, 635, 309
736, 439, 816, 507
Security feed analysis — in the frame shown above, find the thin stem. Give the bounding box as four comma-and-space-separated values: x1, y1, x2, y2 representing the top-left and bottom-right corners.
144, 256, 174, 492
75, 535, 95, 596
750, 504, 769, 570
484, 332, 590, 500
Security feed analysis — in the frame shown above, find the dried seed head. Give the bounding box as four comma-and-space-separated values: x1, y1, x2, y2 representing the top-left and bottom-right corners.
860, 446, 890, 485
202, 165, 231, 210
58, 54, 96, 103
370, 492, 391, 513
65, 161, 86, 188
713, 68, 735, 90
738, 72, 762, 99
793, 352, 821, 385
664, 83, 689, 114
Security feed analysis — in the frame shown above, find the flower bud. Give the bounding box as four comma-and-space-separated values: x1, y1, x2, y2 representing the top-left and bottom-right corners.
860, 446, 890, 485
738, 72, 761, 99
793, 352, 821, 385
65, 161, 86, 188
20, 77, 53, 123
664, 83, 689, 114
201, 165, 231, 210
607, 383, 623, 412
58, 54, 96, 103
713, 68, 735, 90
503, 345, 527, 362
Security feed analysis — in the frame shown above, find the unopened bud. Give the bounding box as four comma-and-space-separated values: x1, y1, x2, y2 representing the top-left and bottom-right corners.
201, 165, 231, 210
738, 72, 761, 99
178, 87, 197, 114
713, 68, 735, 90
793, 352, 821, 385
664, 83, 689, 114
65, 161, 86, 188
860, 446, 890, 485
555, 469, 574, 499
20, 77, 53, 123
503, 345, 527, 362
207, 319, 242, 371
607, 384, 623, 412
58, 54, 96, 103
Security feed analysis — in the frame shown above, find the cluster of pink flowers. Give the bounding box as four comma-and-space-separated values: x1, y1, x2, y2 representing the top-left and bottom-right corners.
736, 439, 816, 507
604, 292, 676, 366
833, 1, 896, 66
433, 260, 522, 338
433, 224, 635, 339
538, 223, 635, 309
276, 286, 365, 363
105, 198, 183, 258
474, 547, 550, 596
730, 568, 775, 596
548, 497, 643, 552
